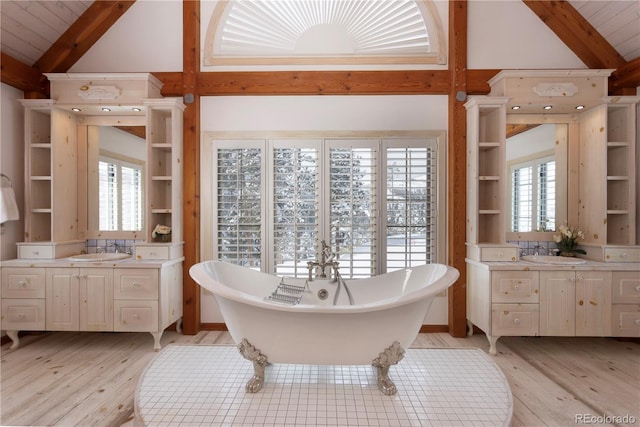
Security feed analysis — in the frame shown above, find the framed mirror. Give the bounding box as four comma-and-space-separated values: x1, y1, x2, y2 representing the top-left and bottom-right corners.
504, 115, 576, 241
78, 118, 147, 239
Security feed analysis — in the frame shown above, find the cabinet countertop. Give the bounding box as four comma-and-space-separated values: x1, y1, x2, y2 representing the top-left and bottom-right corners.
466, 258, 640, 271
0, 257, 184, 269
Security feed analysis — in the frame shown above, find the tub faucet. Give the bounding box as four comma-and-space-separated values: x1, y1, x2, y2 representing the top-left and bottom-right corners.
307, 240, 339, 282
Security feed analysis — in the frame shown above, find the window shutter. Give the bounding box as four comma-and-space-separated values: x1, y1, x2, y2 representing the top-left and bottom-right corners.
271, 143, 320, 277
328, 142, 377, 278
385, 145, 437, 270
216, 147, 263, 268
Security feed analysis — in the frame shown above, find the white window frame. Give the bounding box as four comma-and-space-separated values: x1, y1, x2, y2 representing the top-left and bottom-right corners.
201, 131, 447, 276
508, 154, 556, 233
98, 152, 144, 232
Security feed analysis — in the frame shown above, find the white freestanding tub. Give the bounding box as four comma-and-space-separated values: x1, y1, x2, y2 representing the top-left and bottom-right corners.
189, 260, 459, 394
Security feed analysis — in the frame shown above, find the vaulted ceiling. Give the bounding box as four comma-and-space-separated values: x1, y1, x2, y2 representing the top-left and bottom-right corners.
1, 0, 639, 97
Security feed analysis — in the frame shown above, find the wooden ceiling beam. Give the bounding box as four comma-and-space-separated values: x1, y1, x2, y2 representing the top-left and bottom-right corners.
0, 53, 47, 97
610, 57, 640, 95
522, 0, 626, 70
33, 1, 136, 73
195, 70, 451, 95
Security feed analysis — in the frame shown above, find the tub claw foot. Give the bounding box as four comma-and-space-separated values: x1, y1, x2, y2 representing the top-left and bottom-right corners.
372, 341, 405, 395
238, 338, 269, 393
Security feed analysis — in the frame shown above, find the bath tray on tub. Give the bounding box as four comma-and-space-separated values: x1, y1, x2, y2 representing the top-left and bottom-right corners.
266, 278, 306, 305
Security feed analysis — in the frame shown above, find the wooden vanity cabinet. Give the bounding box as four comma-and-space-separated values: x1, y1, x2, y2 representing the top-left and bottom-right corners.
45, 268, 113, 331
0, 261, 182, 350
611, 271, 640, 337
1, 268, 46, 337
467, 262, 627, 354
539, 271, 611, 337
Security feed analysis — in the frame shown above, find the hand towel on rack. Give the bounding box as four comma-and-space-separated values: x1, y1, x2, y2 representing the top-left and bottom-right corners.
0, 187, 20, 223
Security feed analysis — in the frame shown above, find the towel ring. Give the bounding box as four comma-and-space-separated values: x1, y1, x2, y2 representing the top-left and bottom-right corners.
0, 173, 13, 187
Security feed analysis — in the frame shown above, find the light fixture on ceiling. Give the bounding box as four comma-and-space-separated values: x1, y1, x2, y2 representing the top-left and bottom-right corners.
71, 107, 81, 112
132, 107, 142, 112
575, 105, 585, 110
101, 107, 111, 112
511, 106, 520, 110
543, 105, 553, 110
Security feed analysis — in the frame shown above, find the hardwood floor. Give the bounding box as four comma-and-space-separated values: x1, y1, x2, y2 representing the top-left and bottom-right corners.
1, 330, 638, 426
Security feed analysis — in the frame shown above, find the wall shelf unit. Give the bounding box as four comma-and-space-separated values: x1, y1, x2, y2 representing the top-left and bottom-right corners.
144, 98, 185, 246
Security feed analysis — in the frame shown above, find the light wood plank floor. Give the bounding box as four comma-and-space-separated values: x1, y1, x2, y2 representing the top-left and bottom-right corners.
1, 331, 638, 426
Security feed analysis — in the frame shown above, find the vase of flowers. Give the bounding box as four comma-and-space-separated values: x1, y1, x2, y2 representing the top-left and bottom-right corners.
553, 224, 586, 257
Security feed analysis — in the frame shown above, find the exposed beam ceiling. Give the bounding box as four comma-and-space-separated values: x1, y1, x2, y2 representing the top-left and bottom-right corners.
33, 1, 135, 73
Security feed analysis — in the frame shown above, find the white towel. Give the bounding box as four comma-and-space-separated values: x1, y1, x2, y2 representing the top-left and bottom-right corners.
0, 187, 20, 223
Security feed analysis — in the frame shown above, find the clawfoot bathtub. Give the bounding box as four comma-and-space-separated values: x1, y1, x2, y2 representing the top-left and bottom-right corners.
189, 261, 459, 395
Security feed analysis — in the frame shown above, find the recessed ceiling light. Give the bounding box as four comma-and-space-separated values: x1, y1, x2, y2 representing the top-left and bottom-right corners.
575, 105, 585, 110
511, 106, 520, 110
101, 107, 111, 112
132, 107, 142, 112
71, 107, 81, 112
543, 105, 553, 110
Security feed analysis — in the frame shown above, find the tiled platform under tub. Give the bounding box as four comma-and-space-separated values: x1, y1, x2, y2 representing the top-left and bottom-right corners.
134, 345, 512, 426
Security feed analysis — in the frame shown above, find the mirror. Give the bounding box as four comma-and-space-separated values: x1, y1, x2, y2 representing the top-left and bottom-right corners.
86, 124, 146, 237
505, 120, 569, 238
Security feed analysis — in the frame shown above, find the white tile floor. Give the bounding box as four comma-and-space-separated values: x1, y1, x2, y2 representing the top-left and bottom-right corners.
135, 345, 512, 426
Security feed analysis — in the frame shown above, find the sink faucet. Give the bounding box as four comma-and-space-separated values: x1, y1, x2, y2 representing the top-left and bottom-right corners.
307, 239, 339, 282
110, 242, 121, 253
533, 245, 542, 256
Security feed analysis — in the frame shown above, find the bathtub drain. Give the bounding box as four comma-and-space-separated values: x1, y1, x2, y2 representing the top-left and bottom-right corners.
317, 289, 329, 300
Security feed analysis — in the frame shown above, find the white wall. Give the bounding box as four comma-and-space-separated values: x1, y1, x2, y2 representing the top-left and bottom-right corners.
0, 83, 25, 261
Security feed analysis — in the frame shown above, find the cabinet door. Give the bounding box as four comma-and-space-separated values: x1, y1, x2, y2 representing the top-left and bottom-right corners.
45, 268, 79, 330
79, 268, 113, 331
575, 271, 612, 336
540, 271, 575, 336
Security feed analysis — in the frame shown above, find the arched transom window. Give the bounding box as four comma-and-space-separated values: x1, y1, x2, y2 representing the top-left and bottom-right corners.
204, 0, 446, 66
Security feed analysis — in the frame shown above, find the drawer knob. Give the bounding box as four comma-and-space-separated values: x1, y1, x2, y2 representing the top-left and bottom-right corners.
33, 251, 39, 255
132, 315, 139, 320
635, 319, 640, 325
622, 253, 628, 258
514, 284, 520, 290
635, 285, 640, 292
18, 313, 25, 319
513, 318, 520, 325
17, 280, 26, 287
132, 282, 140, 287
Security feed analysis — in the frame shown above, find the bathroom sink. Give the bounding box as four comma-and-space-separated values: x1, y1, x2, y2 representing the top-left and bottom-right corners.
521, 255, 586, 265
69, 253, 131, 262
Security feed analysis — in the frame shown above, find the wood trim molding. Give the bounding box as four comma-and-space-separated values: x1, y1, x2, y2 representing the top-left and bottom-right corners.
447, 0, 468, 338
200, 323, 451, 334
33, 1, 136, 73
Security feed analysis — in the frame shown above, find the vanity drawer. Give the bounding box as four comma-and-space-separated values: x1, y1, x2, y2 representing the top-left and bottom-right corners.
135, 246, 170, 260
604, 247, 640, 263
480, 247, 519, 262
113, 269, 159, 300
1, 268, 46, 298
611, 304, 640, 337
491, 271, 539, 303
114, 300, 158, 332
612, 272, 640, 303
17, 245, 54, 259
1, 299, 45, 330
491, 303, 539, 336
